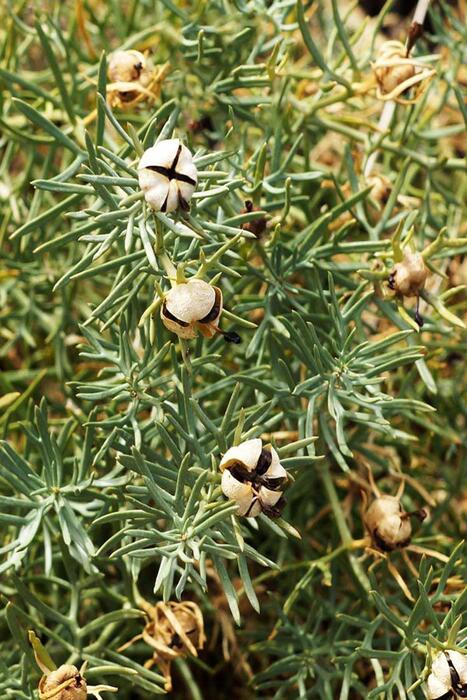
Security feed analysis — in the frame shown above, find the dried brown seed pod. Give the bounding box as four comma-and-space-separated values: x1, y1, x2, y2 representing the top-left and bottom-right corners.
364, 494, 426, 552
119, 601, 205, 692
39, 664, 87, 700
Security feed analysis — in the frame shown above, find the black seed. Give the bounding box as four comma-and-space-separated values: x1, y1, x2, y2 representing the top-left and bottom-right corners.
415, 310, 424, 327
256, 448, 272, 475
224, 331, 241, 344
388, 273, 396, 290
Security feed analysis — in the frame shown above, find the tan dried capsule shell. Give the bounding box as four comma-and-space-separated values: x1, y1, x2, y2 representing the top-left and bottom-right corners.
373, 41, 436, 104
139, 601, 206, 692
108, 50, 146, 83
364, 495, 412, 552
161, 280, 222, 339
390, 251, 428, 297
39, 665, 87, 700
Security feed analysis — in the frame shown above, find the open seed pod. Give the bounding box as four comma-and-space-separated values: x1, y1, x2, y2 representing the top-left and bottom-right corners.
427, 650, 467, 699
220, 438, 288, 518
364, 494, 426, 552
161, 279, 222, 339
138, 138, 197, 213
141, 601, 205, 692
107, 49, 163, 109
388, 251, 428, 297
39, 665, 87, 700
373, 40, 436, 104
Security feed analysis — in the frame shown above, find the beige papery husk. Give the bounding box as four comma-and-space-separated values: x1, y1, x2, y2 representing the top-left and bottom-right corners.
373, 40, 437, 105
107, 49, 169, 110
118, 601, 206, 692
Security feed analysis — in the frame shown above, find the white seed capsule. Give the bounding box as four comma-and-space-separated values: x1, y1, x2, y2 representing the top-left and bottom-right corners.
161, 279, 222, 340
427, 650, 467, 699
108, 50, 147, 84
138, 139, 198, 213
220, 439, 288, 518
364, 495, 413, 552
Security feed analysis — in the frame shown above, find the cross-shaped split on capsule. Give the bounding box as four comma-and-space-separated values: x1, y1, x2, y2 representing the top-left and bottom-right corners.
146, 143, 197, 211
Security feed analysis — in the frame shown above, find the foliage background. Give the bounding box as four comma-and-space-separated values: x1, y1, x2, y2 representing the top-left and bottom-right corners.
0, 0, 465, 698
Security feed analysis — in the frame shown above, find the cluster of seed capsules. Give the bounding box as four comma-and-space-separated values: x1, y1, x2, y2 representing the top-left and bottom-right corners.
95, 49, 461, 699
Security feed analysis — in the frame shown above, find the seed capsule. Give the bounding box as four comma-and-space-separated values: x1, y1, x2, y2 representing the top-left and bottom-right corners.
373, 40, 436, 104
364, 495, 426, 552
220, 438, 288, 518
388, 251, 428, 298
161, 280, 221, 340
427, 650, 467, 699
107, 50, 155, 108
108, 50, 147, 84
39, 665, 87, 700
138, 139, 197, 213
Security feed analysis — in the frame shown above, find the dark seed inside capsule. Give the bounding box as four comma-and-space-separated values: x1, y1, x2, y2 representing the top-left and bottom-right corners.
261, 495, 287, 518
431, 691, 454, 700
162, 302, 190, 327
446, 655, 467, 697
258, 474, 286, 491
230, 462, 253, 483
199, 289, 222, 324
372, 528, 410, 552
256, 448, 272, 475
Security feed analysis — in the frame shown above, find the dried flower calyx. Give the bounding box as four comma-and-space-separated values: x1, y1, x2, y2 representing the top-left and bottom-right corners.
220, 438, 289, 518
119, 601, 205, 692
138, 138, 197, 213
161, 278, 240, 343
364, 494, 427, 552
373, 40, 437, 104
427, 650, 467, 699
